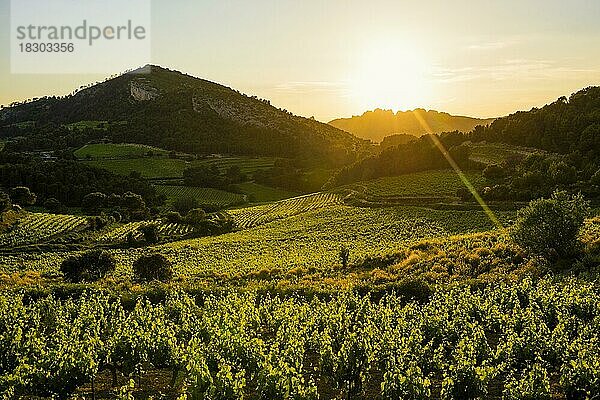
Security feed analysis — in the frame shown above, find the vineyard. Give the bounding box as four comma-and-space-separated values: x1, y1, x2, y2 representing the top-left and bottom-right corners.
156, 185, 247, 208
74, 143, 170, 159
345, 170, 487, 199
83, 158, 188, 179
109, 204, 514, 279
230, 192, 343, 228
0, 213, 89, 248
466, 142, 545, 165
0, 278, 598, 399
96, 220, 194, 243
192, 156, 276, 174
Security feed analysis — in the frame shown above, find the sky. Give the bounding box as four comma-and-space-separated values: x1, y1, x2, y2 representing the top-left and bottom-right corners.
1, 0, 600, 122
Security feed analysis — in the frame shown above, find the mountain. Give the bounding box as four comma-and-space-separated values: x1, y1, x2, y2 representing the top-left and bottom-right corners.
329, 108, 495, 143
0, 65, 369, 166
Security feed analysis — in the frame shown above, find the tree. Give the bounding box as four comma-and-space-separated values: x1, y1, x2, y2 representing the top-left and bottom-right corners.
173, 196, 199, 215
122, 191, 146, 211
139, 223, 160, 244
184, 208, 207, 226
133, 254, 173, 282
0, 191, 11, 213
9, 186, 36, 206
60, 250, 116, 282
82, 192, 107, 214
43, 198, 63, 213
511, 191, 590, 260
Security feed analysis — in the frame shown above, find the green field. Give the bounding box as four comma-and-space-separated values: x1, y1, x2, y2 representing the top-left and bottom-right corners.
155, 185, 247, 207
346, 170, 487, 199
74, 143, 169, 159
192, 156, 276, 174
83, 158, 188, 178
82, 156, 276, 179
234, 182, 299, 203
467, 142, 545, 165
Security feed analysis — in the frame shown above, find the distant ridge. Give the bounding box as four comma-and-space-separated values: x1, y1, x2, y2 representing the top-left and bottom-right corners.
329, 108, 495, 143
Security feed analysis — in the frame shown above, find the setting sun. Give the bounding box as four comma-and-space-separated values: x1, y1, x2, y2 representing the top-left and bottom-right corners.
349, 41, 431, 112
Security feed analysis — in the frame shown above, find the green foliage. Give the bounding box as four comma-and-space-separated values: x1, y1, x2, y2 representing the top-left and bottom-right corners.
59, 249, 116, 282
81, 192, 107, 214
133, 253, 173, 282
0, 191, 11, 213
139, 223, 160, 244
511, 191, 590, 259
503, 363, 551, 400
1, 280, 598, 398
42, 197, 62, 213
9, 186, 36, 206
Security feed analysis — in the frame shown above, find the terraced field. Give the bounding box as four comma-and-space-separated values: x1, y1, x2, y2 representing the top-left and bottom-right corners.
97, 220, 193, 243
192, 157, 275, 174
229, 192, 342, 228
0, 213, 89, 248
156, 185, 247, 208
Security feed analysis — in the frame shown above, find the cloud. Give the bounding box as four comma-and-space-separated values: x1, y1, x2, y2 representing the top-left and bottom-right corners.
430, 59, 600, 83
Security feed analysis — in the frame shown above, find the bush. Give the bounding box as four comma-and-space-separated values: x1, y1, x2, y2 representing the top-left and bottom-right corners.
138, 223, 160, 244
82, 192, 107, 214
133, 254, 173, 282
0, 191, 11, 213
173, 196, 199, 214
43, 197, 63, 213
184, 208, 207, 226
483, 164, 505, 180
511, 191, 590, 260
60, 250, 116, 282
10, 186, 36, 206
164, 211, 182, 224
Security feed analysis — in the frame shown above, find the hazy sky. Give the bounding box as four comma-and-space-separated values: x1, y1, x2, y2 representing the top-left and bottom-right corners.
1, 0, 600, 121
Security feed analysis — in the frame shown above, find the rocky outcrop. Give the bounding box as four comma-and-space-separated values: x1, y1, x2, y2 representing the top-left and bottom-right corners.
130, 80, 159, 101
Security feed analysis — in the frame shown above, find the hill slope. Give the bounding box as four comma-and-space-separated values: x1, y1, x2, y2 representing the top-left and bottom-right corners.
0, 65, 369, 165
329, 108, 494, 142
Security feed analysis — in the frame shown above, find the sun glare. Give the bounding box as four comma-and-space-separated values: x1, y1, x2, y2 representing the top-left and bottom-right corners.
349, 41, 431, 112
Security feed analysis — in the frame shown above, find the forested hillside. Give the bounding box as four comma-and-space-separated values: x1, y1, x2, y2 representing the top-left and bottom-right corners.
0, 65, 370, 166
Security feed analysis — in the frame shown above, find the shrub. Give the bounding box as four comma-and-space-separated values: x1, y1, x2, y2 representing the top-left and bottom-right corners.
138, 223, 160, 244
60, 250, 116, 282
43, 198, 63, 213
184, 208, 207, 226
164, 211, 182, 224
0, 191, 11, 213
82, 192, 107, 214
133, 254, 173, 282
10, 186, 36, 206
511, 191, 590, 260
